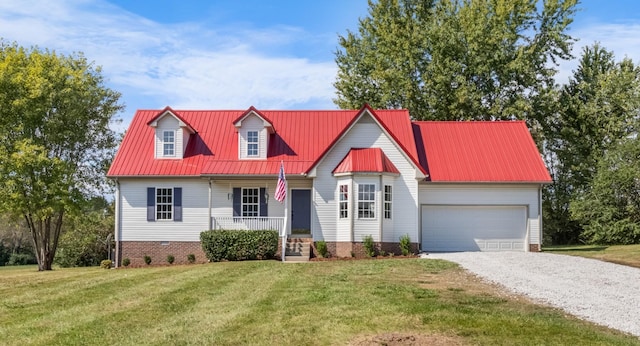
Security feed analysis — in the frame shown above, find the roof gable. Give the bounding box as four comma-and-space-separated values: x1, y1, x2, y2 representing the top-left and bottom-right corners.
333, 148, 400, 175
413, 121, 551, 183
305, 104, 425, 177
232, 106, 275, 134
147, 106, 195, 133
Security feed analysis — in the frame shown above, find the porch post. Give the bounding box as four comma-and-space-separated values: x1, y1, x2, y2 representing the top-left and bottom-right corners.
282, 188, 288, 262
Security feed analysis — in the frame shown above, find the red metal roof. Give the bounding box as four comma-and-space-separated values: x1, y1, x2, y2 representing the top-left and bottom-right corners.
107, 108, 420, 177
413, 121, 551, 183
333, 148, 400, 174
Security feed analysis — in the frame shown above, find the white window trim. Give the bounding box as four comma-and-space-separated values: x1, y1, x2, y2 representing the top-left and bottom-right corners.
384, 185, 392, 219
357, 183, 376, 219
247, 130, 259, 157
339, 184, 348, 219
162, 130, 175, 157
241, 187, 260, 217
156, 187, 173, 221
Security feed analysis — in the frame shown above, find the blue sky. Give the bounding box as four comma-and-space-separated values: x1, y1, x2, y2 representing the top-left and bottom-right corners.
1, 0, 640, 128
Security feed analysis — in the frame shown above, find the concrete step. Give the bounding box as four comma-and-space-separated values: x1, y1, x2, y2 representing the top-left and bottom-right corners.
284, 239, 311, 261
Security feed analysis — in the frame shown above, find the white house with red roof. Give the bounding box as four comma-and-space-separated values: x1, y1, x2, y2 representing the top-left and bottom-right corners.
107, 105, 551, 266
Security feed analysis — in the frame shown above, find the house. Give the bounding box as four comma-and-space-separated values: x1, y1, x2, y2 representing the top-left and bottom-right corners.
107, 105, 551, 266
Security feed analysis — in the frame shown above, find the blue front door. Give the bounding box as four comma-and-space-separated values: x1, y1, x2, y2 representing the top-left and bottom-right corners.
291, 189, 311, 235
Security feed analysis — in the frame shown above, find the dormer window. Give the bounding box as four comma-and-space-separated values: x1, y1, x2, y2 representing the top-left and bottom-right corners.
247, 131, 259, 156
163, 130, 175, 156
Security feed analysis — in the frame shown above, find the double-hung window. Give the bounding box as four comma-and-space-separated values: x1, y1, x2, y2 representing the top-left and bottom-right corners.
156, 188, 173, 220
384, 185, 392, 219
163, 130, 175, 156
358, 184, 375, 219
247, 131, 259, 156
242, 188, 259, 217
339, 184, 348, 219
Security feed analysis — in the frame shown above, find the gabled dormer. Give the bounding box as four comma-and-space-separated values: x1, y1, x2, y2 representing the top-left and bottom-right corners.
233, 106, 275, 160
147, 106, 195, 159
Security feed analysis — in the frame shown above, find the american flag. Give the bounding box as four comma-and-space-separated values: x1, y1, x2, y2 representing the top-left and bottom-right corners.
274, 162, 287, 203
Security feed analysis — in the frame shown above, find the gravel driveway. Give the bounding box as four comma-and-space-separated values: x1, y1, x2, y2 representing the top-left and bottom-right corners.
425, 252, 640, 337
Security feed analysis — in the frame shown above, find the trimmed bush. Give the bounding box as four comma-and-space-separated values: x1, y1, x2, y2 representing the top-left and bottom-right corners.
143, 255, 152, 265
167, 254, 175, 264
200, 229, 278, 262
100, 259, 112, 269
187, 253, 196, 264
399, 234, 412, 256
363, 235, 376, 257
122, 258, 131, 267
316, 240, 328, 258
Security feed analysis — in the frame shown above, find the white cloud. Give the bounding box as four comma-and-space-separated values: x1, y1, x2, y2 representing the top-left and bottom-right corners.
0, 0, 338, 120
556, 22, 640, 84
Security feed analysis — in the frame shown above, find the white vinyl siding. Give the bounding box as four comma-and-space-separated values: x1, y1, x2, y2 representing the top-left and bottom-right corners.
119, 178, 207, 241
311, 112, 420, 243
419, 184, 542, 248
239, 115, 267, 159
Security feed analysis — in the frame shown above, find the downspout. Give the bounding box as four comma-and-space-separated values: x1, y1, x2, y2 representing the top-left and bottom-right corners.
538, 185, 543, 251
114, 179, 120, 268
208, 179, 212, 230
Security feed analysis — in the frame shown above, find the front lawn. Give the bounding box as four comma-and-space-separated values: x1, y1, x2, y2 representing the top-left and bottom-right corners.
0, 259, 637, 345
544, 244, 640, 268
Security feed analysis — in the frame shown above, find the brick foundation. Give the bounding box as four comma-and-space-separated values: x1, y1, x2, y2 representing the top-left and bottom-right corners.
323, 241, 419, 258
529, 244, 541, 252
119, 241, 208, 267
119, 238, 286, 267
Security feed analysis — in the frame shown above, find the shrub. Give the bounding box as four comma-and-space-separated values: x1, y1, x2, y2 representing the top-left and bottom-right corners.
122, 258, 131, 267
200, 229, 278, 262
167, 254, 175, 264
143, 255, 152, 265
316, 240, 328, 258
8, 253, 37, 266
362, 235, 376, 257
187, 253, 196, 264
100, 259, 112, 269
399, 234, 412, 256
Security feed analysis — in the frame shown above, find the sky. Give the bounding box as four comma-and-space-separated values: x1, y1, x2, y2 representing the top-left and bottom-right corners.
1, 0, 640, 129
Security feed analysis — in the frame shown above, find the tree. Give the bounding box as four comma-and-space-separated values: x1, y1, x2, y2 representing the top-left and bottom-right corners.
55, 197, 115, 267
571, 137, 640, 244
0, 41, 123, 270
542, 44, 640, 244
334, 0, 577, 125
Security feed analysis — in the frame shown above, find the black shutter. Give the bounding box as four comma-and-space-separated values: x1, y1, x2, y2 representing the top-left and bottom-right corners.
173, 187, 182, 221
147, 187, 155, 221
259, 187, 267, 217
232, 187, 241, 217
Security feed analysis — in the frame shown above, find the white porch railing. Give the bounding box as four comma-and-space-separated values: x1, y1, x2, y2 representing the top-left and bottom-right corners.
212, 217, 285, 232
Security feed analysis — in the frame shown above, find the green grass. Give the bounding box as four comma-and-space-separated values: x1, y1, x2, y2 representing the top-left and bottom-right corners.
1, 259, 638, 345
544, 244, 640, 268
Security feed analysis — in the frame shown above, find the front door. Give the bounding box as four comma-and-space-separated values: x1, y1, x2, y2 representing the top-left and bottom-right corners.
291, 189, 311, 235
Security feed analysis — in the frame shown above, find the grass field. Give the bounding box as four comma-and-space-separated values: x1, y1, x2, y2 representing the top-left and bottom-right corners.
1, 259, 638, 345
544, 244, 640, 268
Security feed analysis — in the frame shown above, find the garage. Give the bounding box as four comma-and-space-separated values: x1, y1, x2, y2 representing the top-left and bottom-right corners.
421, 205, 527, 252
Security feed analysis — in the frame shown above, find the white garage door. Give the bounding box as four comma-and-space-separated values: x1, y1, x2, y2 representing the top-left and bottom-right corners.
422, 205, 527, 252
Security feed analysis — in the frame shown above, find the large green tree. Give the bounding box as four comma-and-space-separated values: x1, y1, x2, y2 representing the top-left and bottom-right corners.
542, 44, 640, 244
0, 41, 123, 270
334, 0, 577, 124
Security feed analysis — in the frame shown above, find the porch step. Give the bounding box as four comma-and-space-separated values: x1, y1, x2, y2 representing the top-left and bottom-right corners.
284, 238, 311, 262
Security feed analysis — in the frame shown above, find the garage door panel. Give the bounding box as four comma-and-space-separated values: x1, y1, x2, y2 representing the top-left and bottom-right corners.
422, 205, 526, 252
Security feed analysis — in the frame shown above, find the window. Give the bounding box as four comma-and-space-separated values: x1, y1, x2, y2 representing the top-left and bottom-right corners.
247, 131, 258, 156
242, 188, 259, 216
358, 184, 375, 219
384, 185, 392, 219
339, 184, 348, 218
163, 130, 175, 156
156, 188, 173, 220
